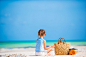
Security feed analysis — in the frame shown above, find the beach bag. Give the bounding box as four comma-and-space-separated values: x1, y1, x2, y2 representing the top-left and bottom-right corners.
54, 38, 70, 55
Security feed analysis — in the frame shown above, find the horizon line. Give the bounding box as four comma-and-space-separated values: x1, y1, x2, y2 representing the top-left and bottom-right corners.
0, 40, 86, 42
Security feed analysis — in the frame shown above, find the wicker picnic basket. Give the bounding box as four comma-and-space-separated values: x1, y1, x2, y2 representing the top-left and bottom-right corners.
54, 38, 70, 55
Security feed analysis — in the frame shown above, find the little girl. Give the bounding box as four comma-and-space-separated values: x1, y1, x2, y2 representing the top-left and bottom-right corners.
35, 29, 54, 56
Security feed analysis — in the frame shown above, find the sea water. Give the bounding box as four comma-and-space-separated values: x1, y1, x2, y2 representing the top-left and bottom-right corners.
0, 40, 86, 48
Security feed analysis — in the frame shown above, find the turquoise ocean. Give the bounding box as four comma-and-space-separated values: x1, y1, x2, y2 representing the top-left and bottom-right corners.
0, 40, 86, 48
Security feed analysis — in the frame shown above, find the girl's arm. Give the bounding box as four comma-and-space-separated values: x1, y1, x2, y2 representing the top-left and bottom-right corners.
43, 40, 54, 50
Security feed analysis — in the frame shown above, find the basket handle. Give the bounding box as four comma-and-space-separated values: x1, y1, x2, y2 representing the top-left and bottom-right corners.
58, 37, 66, 44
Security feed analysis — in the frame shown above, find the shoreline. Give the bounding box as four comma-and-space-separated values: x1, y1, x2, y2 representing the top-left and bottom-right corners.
0, 45, 86, 49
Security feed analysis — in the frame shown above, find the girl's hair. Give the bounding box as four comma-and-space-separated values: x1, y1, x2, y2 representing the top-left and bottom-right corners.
36, 29, 45, 42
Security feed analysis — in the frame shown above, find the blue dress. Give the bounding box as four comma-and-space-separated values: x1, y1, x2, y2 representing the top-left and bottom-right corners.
35, 37, 45, 51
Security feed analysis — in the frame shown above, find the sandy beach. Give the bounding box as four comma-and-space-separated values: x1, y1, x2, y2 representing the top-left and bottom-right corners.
0, 45, 86, 57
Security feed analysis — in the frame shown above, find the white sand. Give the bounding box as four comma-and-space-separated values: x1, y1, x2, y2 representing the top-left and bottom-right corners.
0, 45, 86, 57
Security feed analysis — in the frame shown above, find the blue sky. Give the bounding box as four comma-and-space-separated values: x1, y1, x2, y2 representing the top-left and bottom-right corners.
0, 0, 86, 41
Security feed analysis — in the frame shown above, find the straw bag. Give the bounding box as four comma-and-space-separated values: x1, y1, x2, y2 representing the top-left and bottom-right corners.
54, 38, 70, 55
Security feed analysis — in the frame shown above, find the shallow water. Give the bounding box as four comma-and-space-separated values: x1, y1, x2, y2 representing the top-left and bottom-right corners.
0, 40, 86, 48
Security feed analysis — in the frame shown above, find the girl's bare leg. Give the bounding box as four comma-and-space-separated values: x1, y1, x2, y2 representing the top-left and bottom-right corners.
45, 48, 52, 56
47, 48, 52, 53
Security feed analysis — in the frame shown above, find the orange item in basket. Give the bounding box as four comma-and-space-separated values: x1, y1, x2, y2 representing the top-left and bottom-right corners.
69, 50, 77, 55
